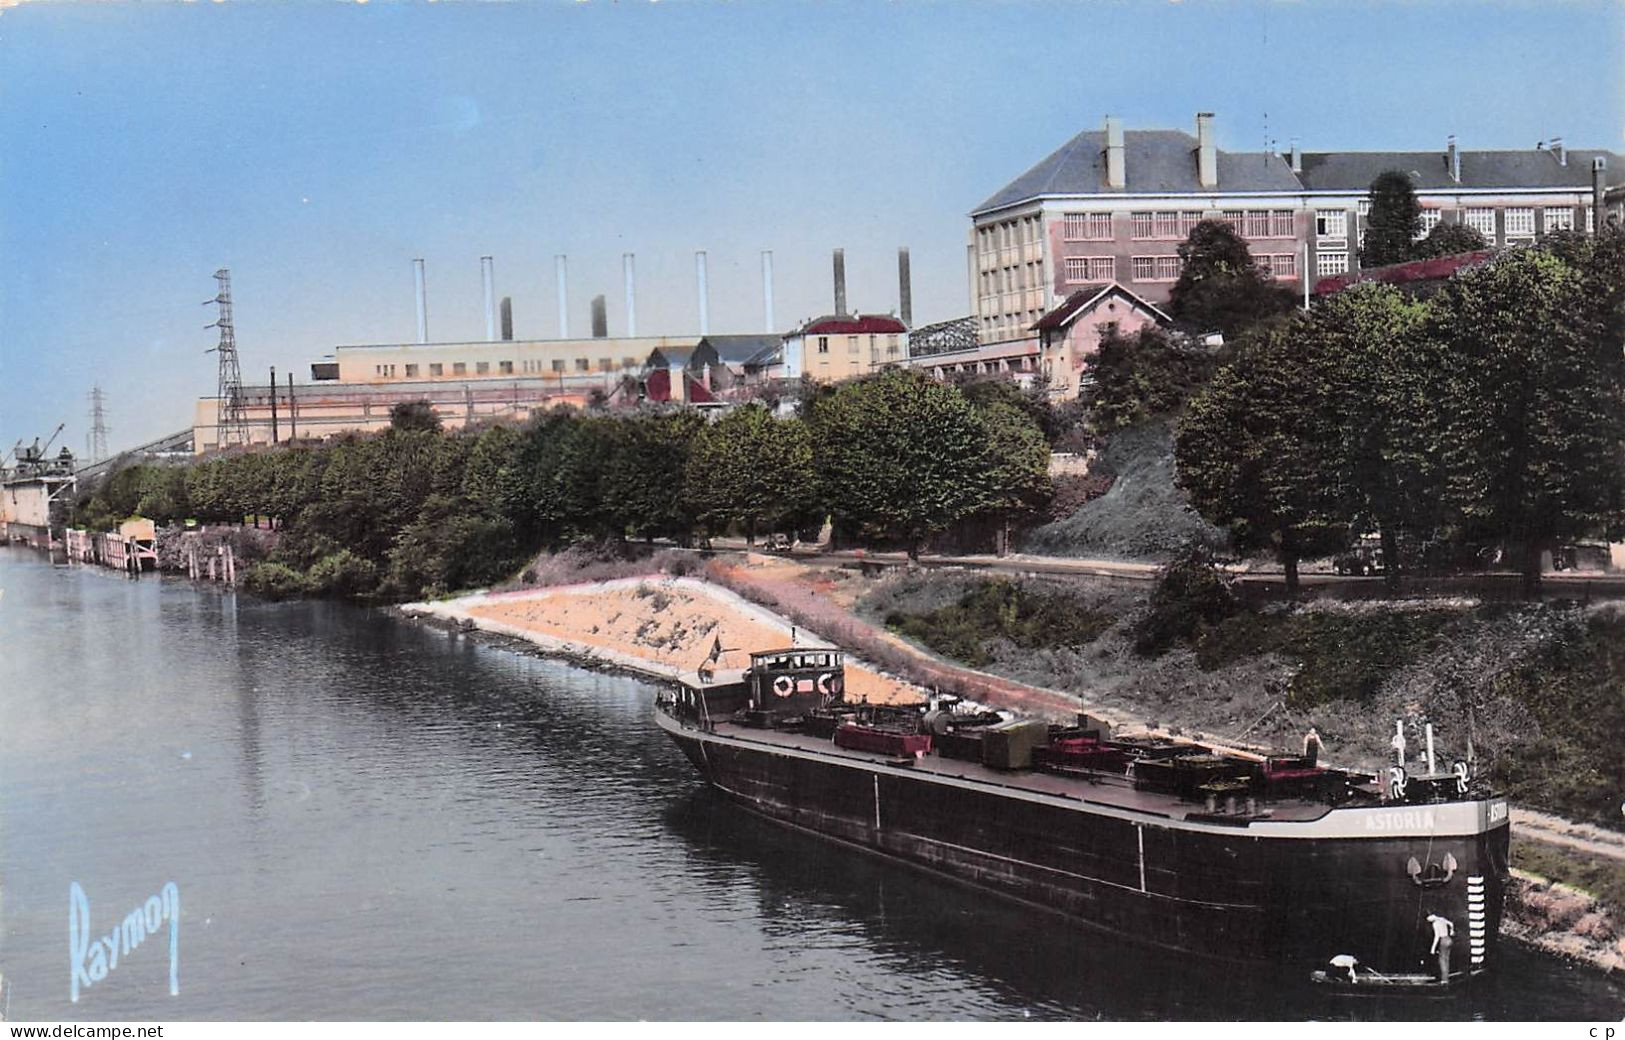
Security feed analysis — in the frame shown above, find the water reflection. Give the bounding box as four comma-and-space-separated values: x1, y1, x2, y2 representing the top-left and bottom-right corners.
0, 548, 1620, 1021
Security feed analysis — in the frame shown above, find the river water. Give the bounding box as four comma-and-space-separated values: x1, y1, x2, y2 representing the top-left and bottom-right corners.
0, 547, 1620, 1021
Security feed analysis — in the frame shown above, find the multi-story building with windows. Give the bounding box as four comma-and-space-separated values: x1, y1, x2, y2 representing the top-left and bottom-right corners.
971, 113, 1623, 347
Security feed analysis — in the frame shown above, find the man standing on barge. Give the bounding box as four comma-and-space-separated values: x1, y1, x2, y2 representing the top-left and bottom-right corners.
1426, 913, 1456, 982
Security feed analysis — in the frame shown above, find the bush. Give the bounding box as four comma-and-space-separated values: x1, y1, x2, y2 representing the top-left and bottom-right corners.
241, 562, 312, 601
1133, 546, 1237, 655
1045, 472, 1114, 522
307, 549, 381, 598
886, 578, 1113, 668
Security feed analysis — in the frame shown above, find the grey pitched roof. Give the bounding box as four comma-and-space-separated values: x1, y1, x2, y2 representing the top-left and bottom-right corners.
974, 129, 1301, 214
648, 345, 700, 368
1298, 149, 1625, 193
977, 125, 1625, 214
697, 334, 783, 366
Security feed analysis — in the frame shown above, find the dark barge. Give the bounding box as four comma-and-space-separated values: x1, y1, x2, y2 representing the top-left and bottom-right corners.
655, 647, 1510, 989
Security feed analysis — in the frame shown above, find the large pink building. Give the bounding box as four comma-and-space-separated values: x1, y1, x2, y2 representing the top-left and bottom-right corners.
970, 113, 1624, 347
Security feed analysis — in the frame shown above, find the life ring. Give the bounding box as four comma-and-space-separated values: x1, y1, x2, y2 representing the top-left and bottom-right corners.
815, 672, 843, 697
772, 675, 794, 698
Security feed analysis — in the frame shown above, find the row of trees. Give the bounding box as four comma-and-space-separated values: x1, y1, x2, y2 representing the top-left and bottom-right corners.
73, 370, 1055, 600
1174, 230, 1625, 594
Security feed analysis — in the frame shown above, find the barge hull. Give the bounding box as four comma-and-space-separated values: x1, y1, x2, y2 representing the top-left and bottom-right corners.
660, 714, 1509, 979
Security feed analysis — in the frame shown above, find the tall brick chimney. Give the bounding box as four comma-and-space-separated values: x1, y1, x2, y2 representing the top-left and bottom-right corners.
833, 248, 848, 316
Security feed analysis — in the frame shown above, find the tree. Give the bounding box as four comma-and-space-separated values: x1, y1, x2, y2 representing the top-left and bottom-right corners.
389, 399, 442, 433
1175, 317, 1349, 594
1167, 219, 1297, 337
1360, 171, 1423, 268
1080, 324, 1219, 434
1416, 222, 1487, 258
807, 369, 993, 558
683, 405, 818, 543
1432, 248, 1625, 596
602, 409, 706, 541
1312, 283, 1444, 587
970, 399, 1052, 554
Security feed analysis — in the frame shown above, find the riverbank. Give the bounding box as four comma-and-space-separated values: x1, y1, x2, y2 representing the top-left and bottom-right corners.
400, 575, 922, 705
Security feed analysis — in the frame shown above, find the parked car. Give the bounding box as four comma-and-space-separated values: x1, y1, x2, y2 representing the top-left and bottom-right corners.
1333, 538, 1385, 576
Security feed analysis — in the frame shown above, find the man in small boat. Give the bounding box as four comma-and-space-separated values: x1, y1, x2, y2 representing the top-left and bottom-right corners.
1427, 913, 1456, 982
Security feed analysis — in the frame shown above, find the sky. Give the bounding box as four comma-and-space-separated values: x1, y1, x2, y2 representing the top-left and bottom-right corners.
2, 0, 1622, 453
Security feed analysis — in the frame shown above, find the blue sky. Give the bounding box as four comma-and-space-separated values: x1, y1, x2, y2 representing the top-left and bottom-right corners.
2, 0, 1622, 451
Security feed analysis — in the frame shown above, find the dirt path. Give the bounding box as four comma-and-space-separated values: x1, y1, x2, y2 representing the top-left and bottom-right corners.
1512, 807, 1625, 863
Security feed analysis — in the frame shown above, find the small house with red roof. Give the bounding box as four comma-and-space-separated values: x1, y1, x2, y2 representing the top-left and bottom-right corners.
782, 314, 909, 383
1030, 283, 1170, 400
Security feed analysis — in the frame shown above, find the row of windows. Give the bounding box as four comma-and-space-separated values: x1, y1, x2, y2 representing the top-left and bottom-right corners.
928, 356, 1037, 380
1324, 205, 1584, 242
1055, 204, 1591, 250
814, 334, 902, 357
1220, 210, 1299, 238
376, 356, 643, 379
979, 262, 1043, 297
1063, 253, 1299, 284
977, 214, 1043, 253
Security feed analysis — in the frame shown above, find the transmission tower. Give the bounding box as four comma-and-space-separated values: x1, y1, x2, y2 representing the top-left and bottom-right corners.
204, 268, 247, 449
88, 385, 109, 463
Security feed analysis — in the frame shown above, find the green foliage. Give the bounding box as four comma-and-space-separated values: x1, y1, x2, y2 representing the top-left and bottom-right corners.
1511, 835, 1625, 915
971, 398, 1052, 521
684, 404, 819, 540
1175, 316, 1350, 591
1202, 609, 1451, 705
1081, 324, 1219, 434
1416, 222, 1488, 258
1359, 170, 1424, 268
1492, 612, 1625, 826
1434, 249, 1625, 592
885, 578, 1113, 667
389, 399, 442, 433
1133, 546, 1238, 656
807, 368, 996, 556
240, 562, 313, 601
1313, 283, 1443, 581
603, 409, 706, 540
1167, 219, 1297, 337
306, 549, 381, 598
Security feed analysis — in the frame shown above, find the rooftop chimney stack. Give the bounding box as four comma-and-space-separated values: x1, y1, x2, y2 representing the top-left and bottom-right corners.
761, 250, 775, 333
413, 258, 428, 344
1196, 112, 1218, 189
1448, 135, 1460, 183
1289, 138, 1302, 175
481, 255, 496, 341
623, 253, 637, 338
695, 251, 711, 335
897, 247, 913, 327
555, 255, 569, 338
1105, 115, 1126, 189
1552, 137, 1566, 166
1594, 156, 1609, 235
500, 296, 513, 341
590, 294, 608, 338
833, 248, 848, 316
